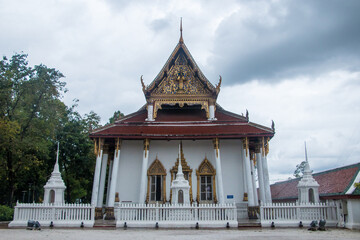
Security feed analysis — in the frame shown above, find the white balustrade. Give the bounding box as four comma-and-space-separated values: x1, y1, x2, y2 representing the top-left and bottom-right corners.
114, 202, 237, 227
260, 201, 339, 227
9, 202, 94, 228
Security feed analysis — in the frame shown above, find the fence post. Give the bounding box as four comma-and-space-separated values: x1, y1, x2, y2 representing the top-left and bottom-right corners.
156, 202, 159, 222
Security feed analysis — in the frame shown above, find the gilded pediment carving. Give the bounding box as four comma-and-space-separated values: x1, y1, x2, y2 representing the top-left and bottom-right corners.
153, 53, 211, 96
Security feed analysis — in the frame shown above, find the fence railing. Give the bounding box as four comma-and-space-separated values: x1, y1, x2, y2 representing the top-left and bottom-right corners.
9, 202, 94, 228
260, 201, 339, 227
114, 202, 237, 227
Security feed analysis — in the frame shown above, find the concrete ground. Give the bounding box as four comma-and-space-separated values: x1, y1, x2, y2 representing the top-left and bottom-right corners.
0, 228, 359, 240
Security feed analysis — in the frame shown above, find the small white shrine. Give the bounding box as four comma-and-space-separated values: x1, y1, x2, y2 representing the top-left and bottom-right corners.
297, 143, 319, 203
171, 143, 190, 205
43, 143, 66, 204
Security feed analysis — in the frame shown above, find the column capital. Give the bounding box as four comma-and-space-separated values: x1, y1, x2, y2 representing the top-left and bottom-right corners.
242, 137, 249, 157
115, 138, 121, 158
94, 138, 105, 157
213, 138, 219, 158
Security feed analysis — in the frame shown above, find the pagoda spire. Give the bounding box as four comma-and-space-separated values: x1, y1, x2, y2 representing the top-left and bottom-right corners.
179, 17, 184, 44
304, 141, 308, 162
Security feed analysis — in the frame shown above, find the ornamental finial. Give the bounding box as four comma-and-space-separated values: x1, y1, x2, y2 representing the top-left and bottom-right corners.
179, 17, 184, 43
271, 120, 275, 132
216, 75, 222, 94
141, 75, 146, 93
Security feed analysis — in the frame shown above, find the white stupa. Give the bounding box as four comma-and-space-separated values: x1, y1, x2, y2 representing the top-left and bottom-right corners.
44, 142, 66, 204
297, 142, 319, 203
171, 143, 190, 205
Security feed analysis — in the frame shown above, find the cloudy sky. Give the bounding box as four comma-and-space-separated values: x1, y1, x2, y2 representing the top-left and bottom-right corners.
1, 0, 360, 182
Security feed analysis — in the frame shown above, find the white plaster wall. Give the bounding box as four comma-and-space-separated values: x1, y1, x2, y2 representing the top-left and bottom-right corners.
218, 139, 244, 204
116, 140, 143, 202
116, 139, 244, 204
346, 199, 360, 229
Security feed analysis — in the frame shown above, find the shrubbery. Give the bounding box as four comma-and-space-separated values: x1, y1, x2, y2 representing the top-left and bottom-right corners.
0, 205, 14, 221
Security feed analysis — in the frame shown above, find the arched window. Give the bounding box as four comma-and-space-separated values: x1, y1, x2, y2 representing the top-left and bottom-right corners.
309, 188, 315, 203
196, 157, 217, 203
146, 158, 167, 203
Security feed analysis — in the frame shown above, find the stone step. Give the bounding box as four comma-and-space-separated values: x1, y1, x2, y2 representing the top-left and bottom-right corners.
238, 220, 261, 228
93, 219, 116, 228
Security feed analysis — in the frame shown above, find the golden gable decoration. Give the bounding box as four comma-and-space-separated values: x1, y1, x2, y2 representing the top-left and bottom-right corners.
141, 21, 222, 120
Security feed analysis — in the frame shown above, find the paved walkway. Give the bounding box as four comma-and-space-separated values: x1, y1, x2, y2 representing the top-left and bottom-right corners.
1, 228, 359, 240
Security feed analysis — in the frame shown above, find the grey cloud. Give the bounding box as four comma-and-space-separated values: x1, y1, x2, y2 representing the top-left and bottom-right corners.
149, 18, 171, 32
212, 0, 360, 84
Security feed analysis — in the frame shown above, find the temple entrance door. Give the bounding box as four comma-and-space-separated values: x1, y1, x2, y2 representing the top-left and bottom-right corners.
178, 190, 184, 204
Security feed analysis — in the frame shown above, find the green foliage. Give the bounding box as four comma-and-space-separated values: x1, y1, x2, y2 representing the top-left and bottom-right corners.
0, 53, 101, 206
294, 161, 307, 178
0, 205, 14, 221
108, 110, 124, 124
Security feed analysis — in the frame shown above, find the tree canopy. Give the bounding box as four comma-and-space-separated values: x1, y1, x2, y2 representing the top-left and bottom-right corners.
293, 161, 307, 178
0, 53, 101, 205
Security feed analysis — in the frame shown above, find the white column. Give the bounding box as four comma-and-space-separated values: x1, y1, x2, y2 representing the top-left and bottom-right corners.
139, 139, 150, 203
250, 158, 258, 206
262, 154, 272, 203
146, 104, 154, 121
91, 149, 103, 206
241, 145, 248, 201
243, 141, 255, 207
105, 160, 113, 206
256, 152, 266, 204
208, 105, 216, 120
214, 138, 224, 204
97, 153, 108, 207
108, 149, 120, 207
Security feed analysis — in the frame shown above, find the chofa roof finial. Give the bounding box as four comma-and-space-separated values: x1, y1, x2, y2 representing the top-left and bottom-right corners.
179, 17, 184, 44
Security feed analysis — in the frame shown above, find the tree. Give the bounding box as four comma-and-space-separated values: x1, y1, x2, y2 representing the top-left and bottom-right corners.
108, 110, 124, 124
55, 106, 100, 203
293, 161, 307, 178
0, 53, 67, 205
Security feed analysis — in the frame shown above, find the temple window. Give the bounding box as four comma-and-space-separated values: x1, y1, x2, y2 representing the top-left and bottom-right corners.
146, 158, 167, 203
196, 157, 217, 203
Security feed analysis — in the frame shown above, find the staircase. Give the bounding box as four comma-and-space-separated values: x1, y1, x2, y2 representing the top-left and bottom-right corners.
93, 219, 116, 229
236, 203, 261, 228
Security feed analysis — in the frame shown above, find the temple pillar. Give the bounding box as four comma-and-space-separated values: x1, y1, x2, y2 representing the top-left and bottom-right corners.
105, 139, 121, 220
213, 138, 224, 204
250, 156, 259, 206
243, 138, 255, 207
256, 151, 266, 204
139, 139, 150, 203
91, 139, 103, 206
91, 139, 104, 220
105, 159, 113, 206
241, 144, 248, 202
97, 150, 108, 207
262, 138, 272, 203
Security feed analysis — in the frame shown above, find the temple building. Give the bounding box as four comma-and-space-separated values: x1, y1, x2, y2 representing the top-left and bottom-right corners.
89, 22, 275, 220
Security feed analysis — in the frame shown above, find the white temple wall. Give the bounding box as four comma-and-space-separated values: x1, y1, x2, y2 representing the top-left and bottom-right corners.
115, 139, 244, 204
218, 139, 244, 203
148, 140, 215, 202
346, 199, 360, 230
116, 140, 143, 202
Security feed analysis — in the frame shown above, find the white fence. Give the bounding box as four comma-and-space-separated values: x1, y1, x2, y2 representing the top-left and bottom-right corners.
114, 203, 238, 228
9, 203, 94, 228
260, 201, 339, 227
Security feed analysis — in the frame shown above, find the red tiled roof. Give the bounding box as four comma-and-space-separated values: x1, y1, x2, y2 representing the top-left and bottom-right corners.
90, 107, 274, 139
271, 163, 360, 200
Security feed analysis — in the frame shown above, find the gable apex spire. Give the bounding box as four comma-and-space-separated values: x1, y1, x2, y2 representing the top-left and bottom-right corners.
179, 17, 184, 44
